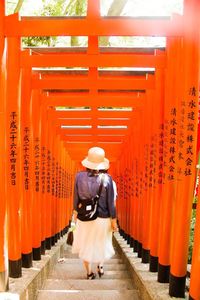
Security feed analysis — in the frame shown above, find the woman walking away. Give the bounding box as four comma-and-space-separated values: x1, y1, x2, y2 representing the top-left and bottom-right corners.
72, 147, 118, 279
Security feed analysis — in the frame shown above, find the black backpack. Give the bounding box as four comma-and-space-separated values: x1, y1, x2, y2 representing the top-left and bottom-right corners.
77, 176, 104, 222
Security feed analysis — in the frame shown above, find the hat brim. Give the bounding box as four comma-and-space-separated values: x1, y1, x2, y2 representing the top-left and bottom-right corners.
82, 157, 109, 170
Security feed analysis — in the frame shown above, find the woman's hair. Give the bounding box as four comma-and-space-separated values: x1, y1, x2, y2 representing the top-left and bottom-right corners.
86, 168, 99, 176
99, 169, 108, 173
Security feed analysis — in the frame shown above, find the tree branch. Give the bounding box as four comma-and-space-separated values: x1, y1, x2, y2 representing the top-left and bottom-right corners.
107, 0, 129, 16
14, 0, 25, 13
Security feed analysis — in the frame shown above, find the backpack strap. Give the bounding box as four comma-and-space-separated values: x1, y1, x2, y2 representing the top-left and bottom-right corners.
96, 175, 104, 199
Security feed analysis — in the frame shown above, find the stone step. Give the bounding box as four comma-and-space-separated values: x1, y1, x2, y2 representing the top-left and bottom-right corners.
37, 289, 139, 300
63, 250, 121, 259
59, 258, 124, 264
42, 278, 135, 290
36, 236, 139, 300
55, 262, 127, 271
48, 269, 131, 280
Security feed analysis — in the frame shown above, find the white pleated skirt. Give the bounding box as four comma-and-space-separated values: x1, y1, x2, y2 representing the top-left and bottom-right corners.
72, 217, 115, 263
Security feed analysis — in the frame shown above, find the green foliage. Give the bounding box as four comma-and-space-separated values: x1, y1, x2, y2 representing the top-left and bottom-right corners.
22, 0, 87, 47
41, 0, 67, 16
64, 0, 87, 16
22, 36, 52, 47
188, 208, 196, 263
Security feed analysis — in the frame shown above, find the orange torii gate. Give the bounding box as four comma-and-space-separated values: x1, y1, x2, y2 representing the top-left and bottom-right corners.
0, 0, 200, 298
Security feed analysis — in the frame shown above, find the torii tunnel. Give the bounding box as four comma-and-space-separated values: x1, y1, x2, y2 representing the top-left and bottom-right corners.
0, 0, 200, 298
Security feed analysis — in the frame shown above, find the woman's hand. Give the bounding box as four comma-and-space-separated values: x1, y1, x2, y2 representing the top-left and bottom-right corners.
72, 210, 78, 223
111, 218, 118, 232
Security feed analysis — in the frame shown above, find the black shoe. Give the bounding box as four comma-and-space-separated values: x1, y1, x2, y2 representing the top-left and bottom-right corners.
87, 272, 96, 280
97, 265, 104, 278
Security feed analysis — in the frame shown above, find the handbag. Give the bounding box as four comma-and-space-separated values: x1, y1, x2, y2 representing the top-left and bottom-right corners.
77, 175, 104, 222
66, 230, 73, 246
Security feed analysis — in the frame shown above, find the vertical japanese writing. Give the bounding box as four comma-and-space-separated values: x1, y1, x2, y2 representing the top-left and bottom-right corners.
23, 127, 30, 190
34, 137, 40, 192
162, 119, 169, 184
46, 150, 51, 193
10, 112, 17, 186
64, 170, 67, 198
52, 157, 55, 196
177, 101, 186, 177
135, 159, 139, 197
143, 144, 149, 191
55, 161, 59, 198
61, 168, 65, 198
168, 107, 177, 181
41, 146, 46, 194
149, 136, 156, 188
58, 165, 62, 198
184, 87, 197, 176
158, 123, 164, 184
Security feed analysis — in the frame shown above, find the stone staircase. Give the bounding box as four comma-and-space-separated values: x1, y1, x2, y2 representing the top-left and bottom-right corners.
36, 241, 140, 300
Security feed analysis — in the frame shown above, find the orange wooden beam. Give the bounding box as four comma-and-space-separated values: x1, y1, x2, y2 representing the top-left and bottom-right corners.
42, 93, 145, 107
65, 143, 122, 150
21, 52, 166, 68
58, 128, 131, 136
32, 76, 154, 90
53, 118, 132, 126
62, 135, 126, 142
47, 110, 135, 119
69, 154, 118, 162
5, 14, 183, 37
66, 148, 122, 160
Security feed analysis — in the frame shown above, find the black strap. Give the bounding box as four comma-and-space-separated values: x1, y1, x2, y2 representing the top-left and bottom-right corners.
96, 175, 104, 198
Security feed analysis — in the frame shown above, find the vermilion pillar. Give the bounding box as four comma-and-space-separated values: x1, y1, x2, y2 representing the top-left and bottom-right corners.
6, 36, 22, 278
40, 103, 47, 254
0, 0, 8, 291
157, 37, 180, 283
40, 100, 51, 252
45, 108, 53, 249
169, 0, 200, 297
149, 69, 164, 272
189, 192, 200, 299
141, 94, 151, 263
141, 90, 153, 259
31, 89, 42, 260
21, 56, 33, 268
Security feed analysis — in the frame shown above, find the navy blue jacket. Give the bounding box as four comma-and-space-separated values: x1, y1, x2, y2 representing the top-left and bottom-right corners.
73, 171, 116, 219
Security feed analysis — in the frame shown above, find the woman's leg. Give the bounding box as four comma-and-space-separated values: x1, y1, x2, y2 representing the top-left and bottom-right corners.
83, 260, 92, 274
83, 260, 96, 279
97, 261, 104, 277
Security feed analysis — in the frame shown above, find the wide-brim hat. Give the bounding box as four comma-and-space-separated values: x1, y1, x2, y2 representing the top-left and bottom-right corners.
82, 147, 109, 170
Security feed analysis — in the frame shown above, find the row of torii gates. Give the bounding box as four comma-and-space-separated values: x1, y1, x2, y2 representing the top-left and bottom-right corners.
0, 0, 200, 299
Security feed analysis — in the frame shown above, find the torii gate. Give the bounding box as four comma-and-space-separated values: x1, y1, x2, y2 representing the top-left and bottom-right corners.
0, 0, 200, 298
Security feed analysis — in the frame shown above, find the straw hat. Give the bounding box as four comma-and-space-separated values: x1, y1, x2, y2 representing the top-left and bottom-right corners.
82, 147, 109, 170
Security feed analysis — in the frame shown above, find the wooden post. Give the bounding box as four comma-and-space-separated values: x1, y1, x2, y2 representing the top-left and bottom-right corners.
0, 0, 8, 290
45, 108, 53, 249
149, 69, 164, 272
40, 102, 47, 253
189, 193, 200, 299
157, 37, 180, 283
141, 95, 151, 263
21, 53, 33, 267
141, 90, 153, 259
31, 88, 42, 260
169, 0, 200, 297
6, 36, 22, 278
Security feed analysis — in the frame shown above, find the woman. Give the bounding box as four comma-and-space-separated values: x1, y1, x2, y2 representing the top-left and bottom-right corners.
72, 147, 118, 279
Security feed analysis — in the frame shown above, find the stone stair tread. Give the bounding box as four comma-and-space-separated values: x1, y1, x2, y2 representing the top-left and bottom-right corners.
48, 270, 131, 280
63, 251, 121, 259
42, 278, 135, 290
54, 263, 126, 271
37, 289, 139, 300
60, 258, 124, 264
